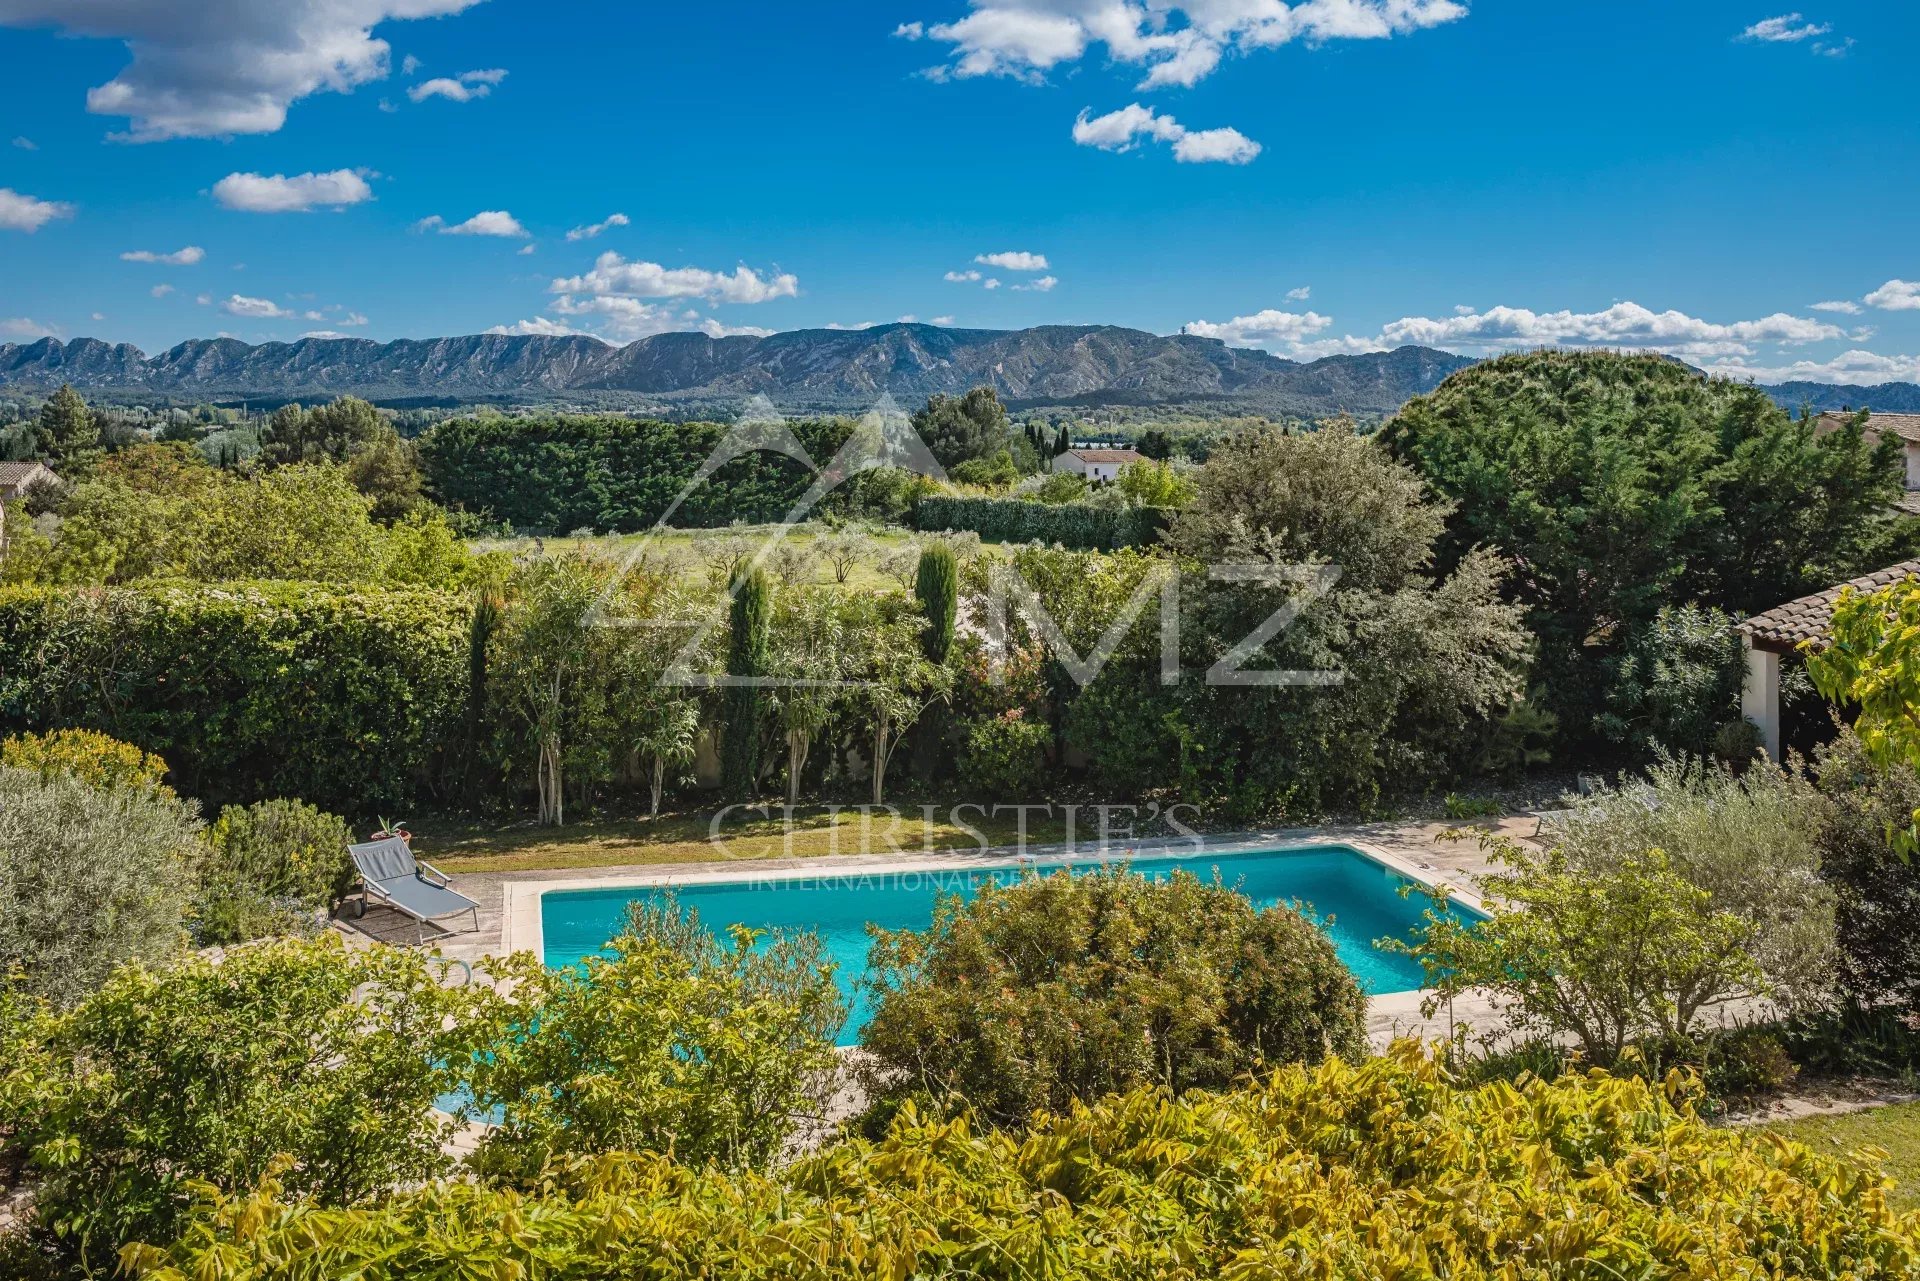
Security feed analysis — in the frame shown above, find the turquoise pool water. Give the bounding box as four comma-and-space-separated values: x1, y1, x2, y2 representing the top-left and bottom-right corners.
540, 845, 1481, 1047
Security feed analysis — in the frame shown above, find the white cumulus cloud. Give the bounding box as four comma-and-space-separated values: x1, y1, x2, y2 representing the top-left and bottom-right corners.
1376, 302, 1845, 359
1285, 285, 1311, 301
1702, 349, 1920, 387
121, 245, 204, 265
1012, 274, 1058, 292
485, 316, 602, 338
0, 187, 74, 232
417, 210, 529, 237
975, 250, 1048, 271
1811, 299, 1862, 314
1865, 280, 1920, 312
1740, 13, 1831, 41
945, 269, 983, 283
565, 212, 630, 241
407, 67, 507, 103
150, 284, 174, 298
552, 252, 800, 304
222, 294, 295, 319
1072, 103, 1260, 164
0, 0, 489, 141
906, 0, 1465, 89
213, 170, 373, 213
1184, 308, 1333, 350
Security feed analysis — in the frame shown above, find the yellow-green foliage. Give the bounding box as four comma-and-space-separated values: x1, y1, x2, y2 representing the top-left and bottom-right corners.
0, 727, 170, 794
121, 1045, 1920, 1280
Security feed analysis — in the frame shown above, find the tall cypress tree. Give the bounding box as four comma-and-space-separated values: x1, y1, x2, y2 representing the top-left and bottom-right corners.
720, 566, 772, 800
1053, 425, 1072, 457
914, 544, 958, 663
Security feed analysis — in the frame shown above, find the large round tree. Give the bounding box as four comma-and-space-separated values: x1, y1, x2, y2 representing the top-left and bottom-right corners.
1382, 349, 1915, 741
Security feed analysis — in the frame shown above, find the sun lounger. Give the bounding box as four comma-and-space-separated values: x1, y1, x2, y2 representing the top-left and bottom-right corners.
347, 836, 480, 944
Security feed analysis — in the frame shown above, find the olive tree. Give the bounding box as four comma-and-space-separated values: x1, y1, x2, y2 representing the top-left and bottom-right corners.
1547, 756, 1837, 1009
0, 766, 200, 1006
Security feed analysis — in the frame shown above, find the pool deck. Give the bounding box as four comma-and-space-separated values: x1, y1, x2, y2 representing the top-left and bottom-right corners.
338, 813, 1538, 1049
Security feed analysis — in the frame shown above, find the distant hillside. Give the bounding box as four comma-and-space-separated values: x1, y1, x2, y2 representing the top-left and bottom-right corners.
1, 324, 1909, 419
1756, 381, 1920, 415
0, 325, 1475, 418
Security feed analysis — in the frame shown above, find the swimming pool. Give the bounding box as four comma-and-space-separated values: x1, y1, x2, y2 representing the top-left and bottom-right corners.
539, 844, 1481, 1046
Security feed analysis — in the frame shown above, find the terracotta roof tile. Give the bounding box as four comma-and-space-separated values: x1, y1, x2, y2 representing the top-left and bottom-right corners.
1816, 411, 1920, 445
0, 461, 55, 495
1740, 559, 1920, 652
1065, 449, 1145, 464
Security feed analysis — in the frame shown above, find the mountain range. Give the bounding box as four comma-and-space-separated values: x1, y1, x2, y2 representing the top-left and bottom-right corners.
0, 324, 1910, 419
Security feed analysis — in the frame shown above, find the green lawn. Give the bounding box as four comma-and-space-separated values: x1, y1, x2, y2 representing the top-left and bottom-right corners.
1763, 1101, 1920, 1212
423, 805, 1074, 874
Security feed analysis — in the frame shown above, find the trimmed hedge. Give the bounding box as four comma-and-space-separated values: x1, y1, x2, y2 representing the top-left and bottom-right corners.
0, 582, 471, 814
121, 1045, 1920, 1279
419, 414, 853, 532
913, 494, 1169, 550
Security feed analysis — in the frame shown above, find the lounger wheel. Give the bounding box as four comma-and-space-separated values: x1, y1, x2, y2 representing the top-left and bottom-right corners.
352, 892, 369, 919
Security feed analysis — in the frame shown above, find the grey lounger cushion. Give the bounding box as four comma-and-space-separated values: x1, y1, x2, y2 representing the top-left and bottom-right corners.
348, 837, 479, 921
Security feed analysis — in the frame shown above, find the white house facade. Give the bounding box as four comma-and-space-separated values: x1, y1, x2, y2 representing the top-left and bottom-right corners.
1054, 447, 1145, 483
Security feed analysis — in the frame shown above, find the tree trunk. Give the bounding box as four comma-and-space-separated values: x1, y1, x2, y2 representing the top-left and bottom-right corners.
650, 756, 665, 817
787, 731, 810, 808
872, 720, 891, 806
538, 731, 564, 826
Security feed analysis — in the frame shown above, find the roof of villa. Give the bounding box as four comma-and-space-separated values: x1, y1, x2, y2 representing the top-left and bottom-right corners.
0, 461, 55, 495
1741, 558, 1920, 653
1816, 411, 1920, 444
1066, 448, 1145, 463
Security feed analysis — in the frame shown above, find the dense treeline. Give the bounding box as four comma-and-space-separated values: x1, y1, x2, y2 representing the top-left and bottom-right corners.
418, 414, 862, 531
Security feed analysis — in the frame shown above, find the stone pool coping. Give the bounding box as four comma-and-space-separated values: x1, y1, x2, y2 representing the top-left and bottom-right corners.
499, 832, 1489, 967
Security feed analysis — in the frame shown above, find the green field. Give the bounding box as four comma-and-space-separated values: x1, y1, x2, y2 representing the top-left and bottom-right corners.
1764, 1101, 1920, 1211
472, 524, 991, 594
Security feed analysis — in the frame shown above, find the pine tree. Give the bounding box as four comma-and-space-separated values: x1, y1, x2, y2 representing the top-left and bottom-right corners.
719, 566, 772, 800
1053, 424, 1072, 456
33, 384, 99, 468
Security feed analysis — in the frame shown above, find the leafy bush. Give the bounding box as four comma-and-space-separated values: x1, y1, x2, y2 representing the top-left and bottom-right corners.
0, 580, 472, 813
1548, 756, 1837, 1009
1402, 841, 1765, 1065
956, 709, 1051, 798
0, 936, 490, 1271
858, 868, 1367, 1129
0, 727, 170, 793
1595, 604, 1746, 757
913, 493, 1169, 549
470, 900, 845, 1184
1061, 665, 1180, 794
193, 798, 355, 946
0, 766, 200, 1006
121, 1045, 1920, 1280
1807, 728, 1920, 1008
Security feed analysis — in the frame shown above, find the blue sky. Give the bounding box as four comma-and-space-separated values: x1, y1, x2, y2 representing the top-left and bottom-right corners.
1, 0, 1916, 384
